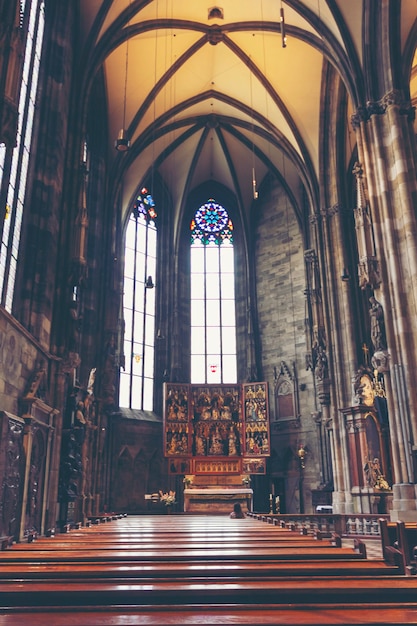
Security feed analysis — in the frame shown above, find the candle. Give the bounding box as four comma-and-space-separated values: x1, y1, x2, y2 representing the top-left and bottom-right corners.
269, 493, 273, 501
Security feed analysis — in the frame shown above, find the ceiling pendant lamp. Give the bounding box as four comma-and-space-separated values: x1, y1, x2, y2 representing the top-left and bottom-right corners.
280, 2, 287, 48
115, 128, 130, 152
252, 167, 258, 200
115, 7, 131, 151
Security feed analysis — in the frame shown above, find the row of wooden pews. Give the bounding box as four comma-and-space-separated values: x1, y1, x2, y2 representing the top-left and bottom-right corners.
380, 518, 417, 574
0, 513, 417, 624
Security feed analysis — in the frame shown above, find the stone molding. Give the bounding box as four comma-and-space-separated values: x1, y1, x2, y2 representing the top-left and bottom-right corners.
351, 90, 415, 128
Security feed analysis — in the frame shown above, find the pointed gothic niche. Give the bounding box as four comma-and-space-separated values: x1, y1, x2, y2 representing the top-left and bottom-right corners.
273, 361, 300, 428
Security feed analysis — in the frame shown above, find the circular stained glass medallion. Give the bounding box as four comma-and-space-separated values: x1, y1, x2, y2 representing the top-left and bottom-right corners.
194, 199, 229, 233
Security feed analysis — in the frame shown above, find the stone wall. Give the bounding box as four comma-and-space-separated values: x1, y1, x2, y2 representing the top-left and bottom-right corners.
109, 412, 166, 513
0, 309, 46, 415
254, 177, 320, 513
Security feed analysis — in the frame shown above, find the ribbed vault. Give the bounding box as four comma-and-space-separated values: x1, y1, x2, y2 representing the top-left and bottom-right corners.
78, 1, 417, 237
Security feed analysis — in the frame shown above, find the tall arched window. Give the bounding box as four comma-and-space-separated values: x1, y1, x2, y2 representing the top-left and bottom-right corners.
190, 199, 237, 384
0, 0, 45, 311
120, 188, 157, 410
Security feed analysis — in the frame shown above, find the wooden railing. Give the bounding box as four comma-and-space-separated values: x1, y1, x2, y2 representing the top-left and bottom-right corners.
247, 512, 390, 537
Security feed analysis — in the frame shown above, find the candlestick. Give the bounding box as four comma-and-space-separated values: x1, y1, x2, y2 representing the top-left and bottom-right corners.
275, 495, 280, 514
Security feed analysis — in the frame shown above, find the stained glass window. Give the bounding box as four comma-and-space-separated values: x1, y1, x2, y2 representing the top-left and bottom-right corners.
190, 199, 237, 384
0, 1, 45, 310
190, 199, 233, 246
120, 188, 157, 410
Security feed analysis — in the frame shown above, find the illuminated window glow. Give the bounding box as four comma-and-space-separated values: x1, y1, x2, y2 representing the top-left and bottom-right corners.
0, 1, 45, 310
120, 188, 157, 410
190, 199, 237, 384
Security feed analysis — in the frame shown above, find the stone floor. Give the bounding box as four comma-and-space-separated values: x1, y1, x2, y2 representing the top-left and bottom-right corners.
343, 537, 383, 560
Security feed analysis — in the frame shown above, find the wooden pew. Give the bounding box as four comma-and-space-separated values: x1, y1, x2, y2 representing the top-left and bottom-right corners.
0, 515, 416, 624
0, 516, 394, 581
0, 535, 13, 550
380, 520, 417, 575
7, 537, 344, 551
0, 555, 379, 574
0, 559, 400, 582
1, 575, 417, 608
2, 605, 417, 626
0, 544, 368, 563
1, 518, 351, 559
396, 521, 417, 574
0, 518, 363, 568
0, 514, 399, 580
1, 604, 417, 626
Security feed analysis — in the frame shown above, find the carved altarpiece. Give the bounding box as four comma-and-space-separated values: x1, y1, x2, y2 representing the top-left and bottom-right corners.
164, 383, 270, 512
341, 370, 392, 514
164, 382, 269, 475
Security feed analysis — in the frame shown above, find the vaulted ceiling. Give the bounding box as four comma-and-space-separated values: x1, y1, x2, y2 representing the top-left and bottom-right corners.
78, 1, 417, 234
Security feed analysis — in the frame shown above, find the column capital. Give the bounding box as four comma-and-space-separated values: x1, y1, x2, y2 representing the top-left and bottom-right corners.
351, 91, 415, 128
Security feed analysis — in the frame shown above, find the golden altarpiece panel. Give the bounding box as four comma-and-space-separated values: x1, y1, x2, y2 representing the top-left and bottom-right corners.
163, 383, 270, 476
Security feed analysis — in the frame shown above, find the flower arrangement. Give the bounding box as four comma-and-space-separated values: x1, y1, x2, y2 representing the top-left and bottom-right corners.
159, 490, 176, 506
183, 476, 193, 487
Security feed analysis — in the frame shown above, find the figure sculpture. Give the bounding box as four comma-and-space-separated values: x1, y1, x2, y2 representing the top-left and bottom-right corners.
369, 296, 387, 351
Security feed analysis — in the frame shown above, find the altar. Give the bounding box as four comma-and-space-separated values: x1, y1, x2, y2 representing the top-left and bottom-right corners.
163, 383, 269, 514
184, 488, 253, 514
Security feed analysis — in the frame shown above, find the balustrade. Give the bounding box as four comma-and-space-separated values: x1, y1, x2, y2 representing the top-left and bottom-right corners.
247, 512, 389, 537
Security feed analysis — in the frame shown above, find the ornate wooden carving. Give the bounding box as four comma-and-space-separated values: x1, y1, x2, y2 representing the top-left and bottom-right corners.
0, 414, 24, 540
164, 383, 270, 475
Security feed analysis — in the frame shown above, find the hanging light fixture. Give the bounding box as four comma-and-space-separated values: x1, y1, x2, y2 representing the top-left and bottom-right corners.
249, 59, 258, 200
280, 2, 287, 48
252, 167, 258, 200
115, 12, 131, 151
115, 128, 130, 152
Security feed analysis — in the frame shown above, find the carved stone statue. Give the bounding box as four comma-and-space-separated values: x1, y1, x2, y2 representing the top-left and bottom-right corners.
312, 342, 328, 381
369, 296, 387, 351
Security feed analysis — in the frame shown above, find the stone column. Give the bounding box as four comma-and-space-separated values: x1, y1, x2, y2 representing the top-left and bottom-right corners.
345, 414, 360, 488
352, 93, 417, 519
